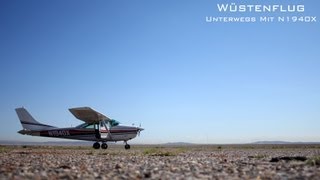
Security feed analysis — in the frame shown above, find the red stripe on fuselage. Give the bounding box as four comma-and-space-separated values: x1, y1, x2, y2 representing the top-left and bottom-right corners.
39, 128, 137, 137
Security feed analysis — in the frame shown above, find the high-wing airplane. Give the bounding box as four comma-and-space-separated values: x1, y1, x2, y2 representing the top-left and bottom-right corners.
15, 107, 144, 149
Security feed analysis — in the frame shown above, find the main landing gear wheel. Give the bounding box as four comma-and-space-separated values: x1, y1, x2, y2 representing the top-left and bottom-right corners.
93, 142, 100, 149
125, 144, 130, 150
101, 143, 108, 149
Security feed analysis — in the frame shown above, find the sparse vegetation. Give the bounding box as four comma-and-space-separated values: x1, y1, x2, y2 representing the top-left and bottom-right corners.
306, 156, 320, 166
0, 146, 9, 153
86, 150, 94, 155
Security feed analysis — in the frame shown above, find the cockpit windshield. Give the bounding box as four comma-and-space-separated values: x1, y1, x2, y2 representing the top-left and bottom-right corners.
109, 119, 119, 127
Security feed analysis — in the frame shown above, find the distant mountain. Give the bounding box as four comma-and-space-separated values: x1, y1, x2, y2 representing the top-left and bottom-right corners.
252, 141, 320, 144
163, 142, 196, 146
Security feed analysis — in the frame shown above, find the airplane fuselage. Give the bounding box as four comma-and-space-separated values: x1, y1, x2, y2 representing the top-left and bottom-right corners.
19, 125, 141, 142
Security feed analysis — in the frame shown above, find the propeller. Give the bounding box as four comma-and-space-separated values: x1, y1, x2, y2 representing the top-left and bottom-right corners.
137, 123, 144, 136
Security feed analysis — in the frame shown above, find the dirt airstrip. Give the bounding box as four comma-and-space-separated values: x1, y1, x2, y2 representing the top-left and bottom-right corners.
1, 144, 320, 179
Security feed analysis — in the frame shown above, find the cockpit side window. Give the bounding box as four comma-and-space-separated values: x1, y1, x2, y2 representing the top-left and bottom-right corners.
84, 124, 95, 129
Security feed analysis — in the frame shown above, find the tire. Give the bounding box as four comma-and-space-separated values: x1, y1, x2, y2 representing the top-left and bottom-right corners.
93, 142, 100, 149
125, 144, 130, 150
101, 143, 108, 149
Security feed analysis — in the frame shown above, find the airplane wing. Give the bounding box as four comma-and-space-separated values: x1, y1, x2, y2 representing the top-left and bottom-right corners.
69, 107, 111, 124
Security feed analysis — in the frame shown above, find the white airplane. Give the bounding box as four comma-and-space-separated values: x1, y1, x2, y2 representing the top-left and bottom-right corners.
15, 107, 144, 149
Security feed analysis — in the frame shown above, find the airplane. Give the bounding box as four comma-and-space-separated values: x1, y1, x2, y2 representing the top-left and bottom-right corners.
15, 107, 144, 149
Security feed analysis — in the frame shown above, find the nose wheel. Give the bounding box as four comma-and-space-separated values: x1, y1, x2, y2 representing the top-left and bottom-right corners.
125, 144, 130, 150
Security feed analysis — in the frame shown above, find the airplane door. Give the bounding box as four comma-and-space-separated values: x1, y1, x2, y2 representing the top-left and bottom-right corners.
94, 123, 101, 139
99, 121, 108, 139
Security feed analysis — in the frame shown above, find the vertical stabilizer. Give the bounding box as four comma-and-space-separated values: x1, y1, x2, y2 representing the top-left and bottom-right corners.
15, 107, 55, 130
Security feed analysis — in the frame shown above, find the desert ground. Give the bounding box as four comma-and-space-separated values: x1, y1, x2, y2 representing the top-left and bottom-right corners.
1, 144, 320, 179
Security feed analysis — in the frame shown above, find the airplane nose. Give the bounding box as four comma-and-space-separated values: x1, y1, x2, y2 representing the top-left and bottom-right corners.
136, 127, 144, 136
18, 130, 26, 135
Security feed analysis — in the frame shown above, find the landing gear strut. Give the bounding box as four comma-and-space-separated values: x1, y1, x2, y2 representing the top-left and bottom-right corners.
93, 142, 100, 149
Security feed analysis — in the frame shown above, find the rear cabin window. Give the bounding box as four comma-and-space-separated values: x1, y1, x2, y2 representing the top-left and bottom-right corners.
84, 124, 95, 129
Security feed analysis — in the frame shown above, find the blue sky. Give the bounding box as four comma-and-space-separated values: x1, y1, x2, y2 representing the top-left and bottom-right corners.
0, 0, 319, 144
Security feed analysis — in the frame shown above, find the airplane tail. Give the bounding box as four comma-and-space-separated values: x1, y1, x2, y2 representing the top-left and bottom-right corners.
15, 107, 56, 131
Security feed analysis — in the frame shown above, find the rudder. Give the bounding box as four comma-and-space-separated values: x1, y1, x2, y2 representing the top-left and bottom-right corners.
15, 107, 55, 130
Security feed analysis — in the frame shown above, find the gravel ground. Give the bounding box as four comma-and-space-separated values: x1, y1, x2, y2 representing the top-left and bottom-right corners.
1, 145, 320, 179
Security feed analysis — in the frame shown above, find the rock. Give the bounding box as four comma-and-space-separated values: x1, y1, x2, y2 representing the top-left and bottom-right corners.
114, 164, 122, 169
270, 156, 307, 162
